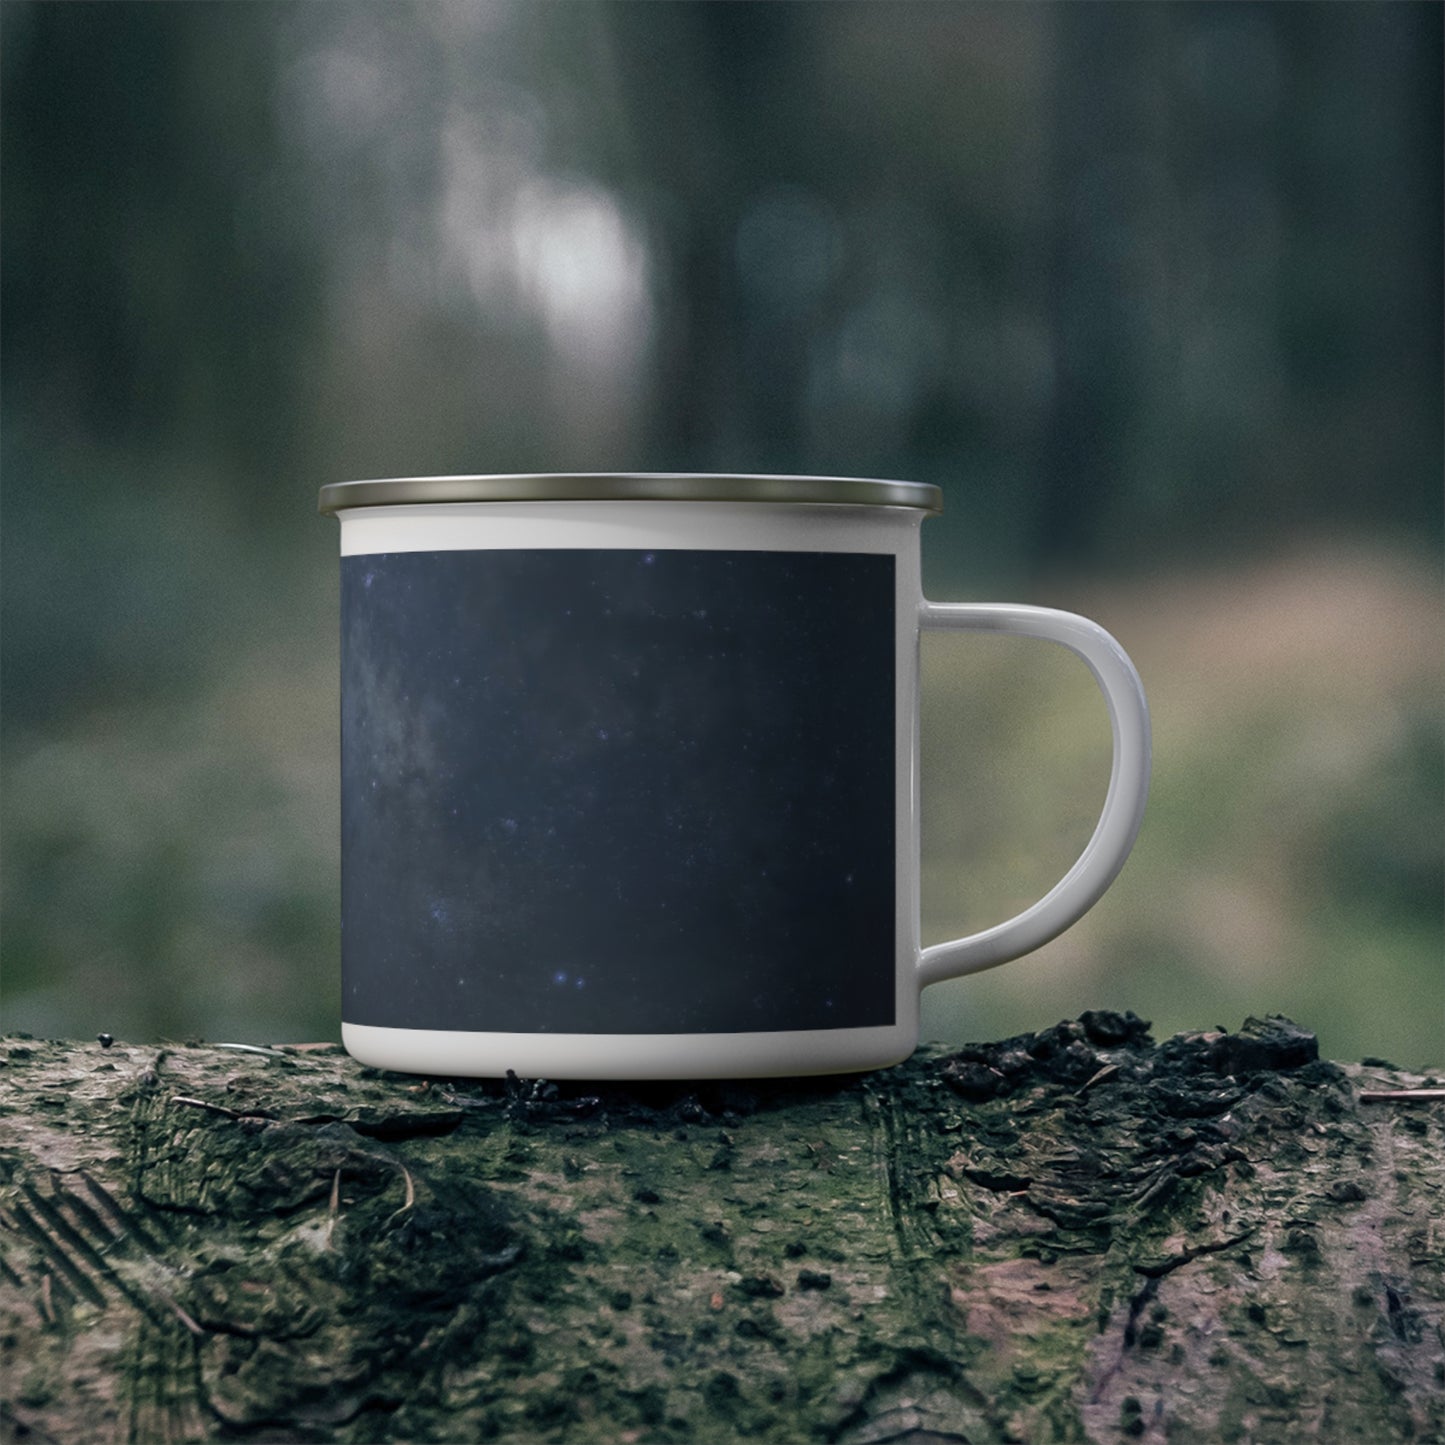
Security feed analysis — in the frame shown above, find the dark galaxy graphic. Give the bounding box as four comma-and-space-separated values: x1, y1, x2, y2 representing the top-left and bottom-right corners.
341, 548, 896, 1034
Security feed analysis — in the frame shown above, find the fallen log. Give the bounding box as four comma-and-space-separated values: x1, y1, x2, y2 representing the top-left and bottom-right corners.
1, 1014, 1441, 1443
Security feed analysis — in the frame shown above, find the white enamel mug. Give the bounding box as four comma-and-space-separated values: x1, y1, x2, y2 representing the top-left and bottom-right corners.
319, 474, 1150, 1080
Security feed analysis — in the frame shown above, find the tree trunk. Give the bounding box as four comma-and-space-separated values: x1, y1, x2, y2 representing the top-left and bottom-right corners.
1, 1014, 1440, 1444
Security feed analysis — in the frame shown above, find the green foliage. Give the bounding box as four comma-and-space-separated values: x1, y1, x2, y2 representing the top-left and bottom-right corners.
921, 546, 1444, 1068
0, 3, 1439, 1059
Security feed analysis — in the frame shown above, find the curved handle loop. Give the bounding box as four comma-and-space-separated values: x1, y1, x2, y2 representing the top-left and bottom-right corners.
917, 601, 1151, 987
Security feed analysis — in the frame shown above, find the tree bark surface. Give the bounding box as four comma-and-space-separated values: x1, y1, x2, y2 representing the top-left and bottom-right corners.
1, 1014, 1441, 1444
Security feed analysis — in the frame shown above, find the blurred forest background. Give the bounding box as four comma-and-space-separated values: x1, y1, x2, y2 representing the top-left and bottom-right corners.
2, 2, 1441, 1065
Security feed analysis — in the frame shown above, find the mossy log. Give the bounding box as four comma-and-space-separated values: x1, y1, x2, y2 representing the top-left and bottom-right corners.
1, 1015, 1441, 1444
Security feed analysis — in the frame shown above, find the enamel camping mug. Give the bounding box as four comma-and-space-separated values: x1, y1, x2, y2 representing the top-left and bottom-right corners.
319, 474, 1151, 1080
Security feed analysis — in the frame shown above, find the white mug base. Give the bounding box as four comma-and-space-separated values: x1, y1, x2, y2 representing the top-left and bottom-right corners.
342, 1021, 919, 1081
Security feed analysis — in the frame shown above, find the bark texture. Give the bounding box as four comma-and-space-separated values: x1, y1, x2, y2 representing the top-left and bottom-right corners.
1, 1014, 1441, 1444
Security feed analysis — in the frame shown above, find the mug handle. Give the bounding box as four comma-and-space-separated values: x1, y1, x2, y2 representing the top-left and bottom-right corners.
916, 601, 1152, 987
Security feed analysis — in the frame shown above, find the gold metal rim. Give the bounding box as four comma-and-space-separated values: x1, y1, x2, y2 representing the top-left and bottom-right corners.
317, 473, 943, 516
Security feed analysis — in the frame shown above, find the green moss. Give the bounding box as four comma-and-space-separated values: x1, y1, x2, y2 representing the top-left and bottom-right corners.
3, 1028, 1442, 1442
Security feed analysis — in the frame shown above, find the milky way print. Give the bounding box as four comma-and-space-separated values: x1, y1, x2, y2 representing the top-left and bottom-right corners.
341, 549, 896, 1034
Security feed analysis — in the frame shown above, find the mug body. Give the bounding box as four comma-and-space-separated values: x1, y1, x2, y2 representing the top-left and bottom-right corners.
325, 478, 936, 1079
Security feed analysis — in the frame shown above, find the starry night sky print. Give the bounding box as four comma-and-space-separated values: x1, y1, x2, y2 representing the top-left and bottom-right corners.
341, 548, 896, 1034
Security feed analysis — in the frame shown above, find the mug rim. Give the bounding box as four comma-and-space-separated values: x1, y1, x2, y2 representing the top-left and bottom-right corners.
317, 472, 943, 516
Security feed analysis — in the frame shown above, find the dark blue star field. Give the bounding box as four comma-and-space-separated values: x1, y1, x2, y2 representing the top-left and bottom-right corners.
341, 548, 896, 1034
